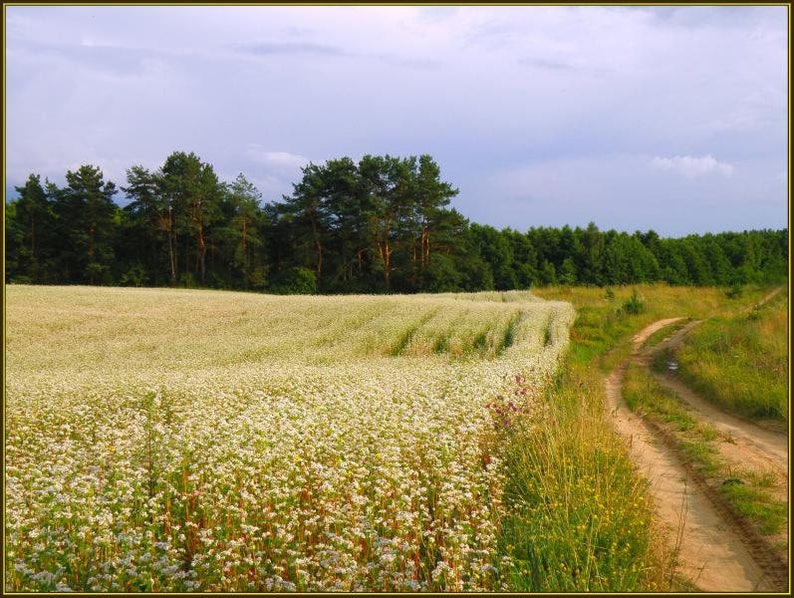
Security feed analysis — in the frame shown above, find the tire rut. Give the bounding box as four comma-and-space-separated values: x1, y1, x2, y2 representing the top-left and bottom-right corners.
606, 317, 789, 592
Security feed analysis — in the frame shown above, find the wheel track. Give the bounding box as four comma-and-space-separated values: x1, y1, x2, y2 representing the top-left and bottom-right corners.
635, 392, 788, 591
606, 314, 789, 592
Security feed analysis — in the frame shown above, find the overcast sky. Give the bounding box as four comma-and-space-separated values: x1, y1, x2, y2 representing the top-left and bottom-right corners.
4, 5, 789, 237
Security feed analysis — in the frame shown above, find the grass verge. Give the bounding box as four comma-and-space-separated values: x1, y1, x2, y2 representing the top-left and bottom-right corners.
496, 286, 689, 592
497, 361, 681, 591
672, 287, 788, 422
496, 282, 783, 592
622, 364, 788, 542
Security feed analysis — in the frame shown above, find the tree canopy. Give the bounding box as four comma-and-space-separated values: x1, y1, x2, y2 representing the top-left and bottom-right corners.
5, 151, 788, 293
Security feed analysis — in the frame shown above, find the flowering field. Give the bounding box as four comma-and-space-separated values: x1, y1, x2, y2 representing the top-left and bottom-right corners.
5, 285, 575, 592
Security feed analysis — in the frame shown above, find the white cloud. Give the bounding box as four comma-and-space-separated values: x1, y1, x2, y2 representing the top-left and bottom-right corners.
245, 146, 309, 170
650, 154, 734, 178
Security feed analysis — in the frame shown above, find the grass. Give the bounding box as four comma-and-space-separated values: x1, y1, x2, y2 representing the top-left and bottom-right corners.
721, 483, 788, 536
513, 282, 786, 590
493, 284, 734, 592
645, 318, 691, 347
497, 360, 676, 592
672, 287, 788, 422
622, 364, 788, 540
533, 283, 757, 372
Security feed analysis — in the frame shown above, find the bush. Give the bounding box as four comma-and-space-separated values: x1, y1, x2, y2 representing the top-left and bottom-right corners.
180, 272, 197, 289
119, 263, 149, 287
621, 289, 644, 315
725, 283, 743, 299
269, 266, 317, 295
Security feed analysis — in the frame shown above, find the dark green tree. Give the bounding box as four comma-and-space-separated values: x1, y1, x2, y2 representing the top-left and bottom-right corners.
6, 174, 57, 283
120, 165, 169, 285
218, 173, 268, 289
159, 151, 221, 285
50, 165, 118, 284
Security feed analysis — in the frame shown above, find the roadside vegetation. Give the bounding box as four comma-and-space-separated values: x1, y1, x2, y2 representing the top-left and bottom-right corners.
497, 348, 676, 591
671, 287, 788, 423
498, 282, 783, 591
623, 365, 788, 546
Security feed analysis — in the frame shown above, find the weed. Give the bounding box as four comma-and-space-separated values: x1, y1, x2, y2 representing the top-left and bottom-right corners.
620, 289, 645, 315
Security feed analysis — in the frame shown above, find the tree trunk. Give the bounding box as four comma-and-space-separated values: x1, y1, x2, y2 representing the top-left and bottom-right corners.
197, 224, 206, 284
88, 224, 95, 260
311, 218, 323, 279
378, 237, 391, 290
165, 209, 177, 286
421, 226, 430, 270
168, 229, 177, 285
30, 217, 38, 282
385, 240, 391, 289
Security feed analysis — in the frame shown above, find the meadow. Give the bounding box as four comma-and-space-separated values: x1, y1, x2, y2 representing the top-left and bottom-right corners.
5, 285, 574, 592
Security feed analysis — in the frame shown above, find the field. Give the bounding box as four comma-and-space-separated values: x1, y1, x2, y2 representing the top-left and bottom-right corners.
4, 285, 575, 592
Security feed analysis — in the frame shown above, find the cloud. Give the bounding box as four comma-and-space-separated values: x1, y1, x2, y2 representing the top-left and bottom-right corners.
236, 41, 347, 57
245, 146, 309, 170
5, 6, 786, 235
650, 155, 734, 178
518, 57, 576, 71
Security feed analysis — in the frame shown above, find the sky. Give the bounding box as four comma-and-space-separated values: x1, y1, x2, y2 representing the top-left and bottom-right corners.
4, 4, 789, 237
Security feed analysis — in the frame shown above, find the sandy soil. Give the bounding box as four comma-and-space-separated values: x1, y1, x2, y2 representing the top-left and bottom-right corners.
604, 317, 789, 592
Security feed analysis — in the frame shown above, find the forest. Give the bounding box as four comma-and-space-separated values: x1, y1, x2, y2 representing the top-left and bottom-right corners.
4, 151, 788, 294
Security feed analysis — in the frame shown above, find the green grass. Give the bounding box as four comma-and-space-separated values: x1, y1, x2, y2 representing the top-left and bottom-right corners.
502, 282, 787, 591
645, 318, 691, 347
673, 287, 788, 421
533, 283, 773, 373
721, 483, 788, 536
497, 362, 672, 592
622, 364, 788, 539
493, 284, 731, 592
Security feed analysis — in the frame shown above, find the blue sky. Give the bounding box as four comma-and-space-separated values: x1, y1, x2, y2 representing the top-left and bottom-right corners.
4, 5, 789, 237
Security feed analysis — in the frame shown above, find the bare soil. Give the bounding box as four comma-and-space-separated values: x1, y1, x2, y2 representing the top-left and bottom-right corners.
605, 318, 789, 592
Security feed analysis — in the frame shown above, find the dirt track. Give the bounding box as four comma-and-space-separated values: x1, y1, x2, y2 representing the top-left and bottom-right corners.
605, 318, 789, 592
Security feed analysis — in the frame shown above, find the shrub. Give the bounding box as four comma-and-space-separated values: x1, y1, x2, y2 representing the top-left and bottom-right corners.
725, 284, 743, 299
621, 290, 644, 315
269, 266, 317, 295
119, 263, 149, 287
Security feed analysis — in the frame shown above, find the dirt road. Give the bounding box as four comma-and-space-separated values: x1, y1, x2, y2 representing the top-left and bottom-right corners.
605, 318, 789, 592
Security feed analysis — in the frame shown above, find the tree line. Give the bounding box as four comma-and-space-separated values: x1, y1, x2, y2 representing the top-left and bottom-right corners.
5, 151, 788, 293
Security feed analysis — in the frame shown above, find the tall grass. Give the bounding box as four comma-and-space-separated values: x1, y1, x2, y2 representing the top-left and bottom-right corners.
502, 282, 782, 591
494, 286, 703, 592
497, 362, 673, 592
673, 288, 788, 421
